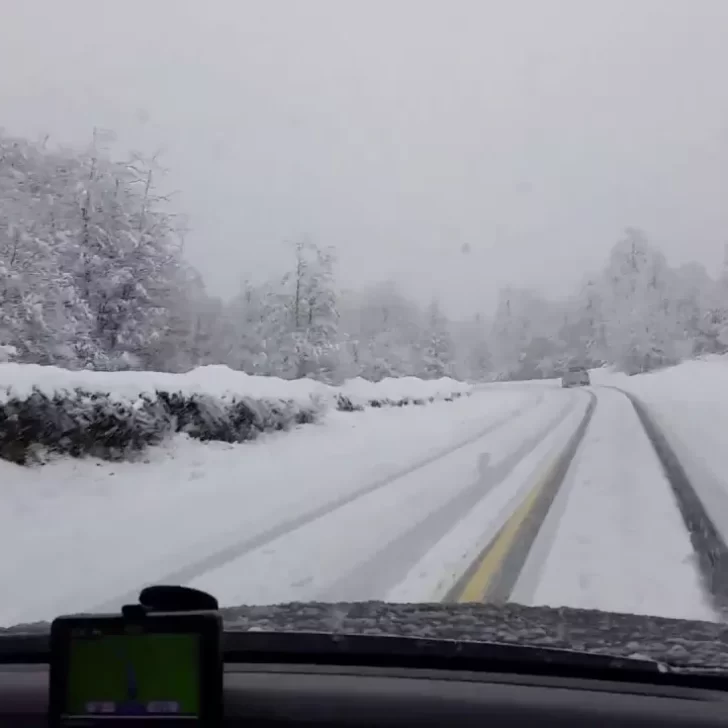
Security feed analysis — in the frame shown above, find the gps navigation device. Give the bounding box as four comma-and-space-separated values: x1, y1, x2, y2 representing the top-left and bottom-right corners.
50, 605, 222, 727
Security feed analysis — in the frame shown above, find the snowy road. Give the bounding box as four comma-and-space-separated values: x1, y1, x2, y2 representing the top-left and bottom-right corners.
0, 387, 543, 623
511, 387, 714, 622
187, 388, 587, 606
0, 376, 723, 626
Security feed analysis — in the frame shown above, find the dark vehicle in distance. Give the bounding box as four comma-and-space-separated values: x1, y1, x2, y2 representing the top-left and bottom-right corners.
562, 366, 590, 388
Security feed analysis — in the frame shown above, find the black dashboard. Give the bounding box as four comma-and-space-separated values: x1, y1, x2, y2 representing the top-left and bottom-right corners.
4, 588, 728, 728
3, 661, 728, 727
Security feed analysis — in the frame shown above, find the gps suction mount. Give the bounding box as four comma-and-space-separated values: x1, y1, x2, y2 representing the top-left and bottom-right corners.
121, 585, 219, 618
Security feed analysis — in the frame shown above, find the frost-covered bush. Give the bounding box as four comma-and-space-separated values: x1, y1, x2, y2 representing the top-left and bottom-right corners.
0, 364, 471, 464
0, 389, 172, 464
334, 394, 364, 412
0, 345, 17, 363
357, 390, 465, 409
0, 387, 323, 464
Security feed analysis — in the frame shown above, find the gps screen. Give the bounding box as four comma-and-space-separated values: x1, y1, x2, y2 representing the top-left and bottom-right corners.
64, 628, 200, 720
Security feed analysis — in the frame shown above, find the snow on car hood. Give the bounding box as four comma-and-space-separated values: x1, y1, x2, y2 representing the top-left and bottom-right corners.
4, 601, 728, 670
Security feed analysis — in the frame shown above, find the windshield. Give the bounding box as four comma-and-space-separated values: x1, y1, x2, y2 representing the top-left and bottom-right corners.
1, 0, 727, 666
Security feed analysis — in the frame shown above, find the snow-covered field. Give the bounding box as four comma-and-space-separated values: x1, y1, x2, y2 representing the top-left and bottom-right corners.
3, 359, 728, 627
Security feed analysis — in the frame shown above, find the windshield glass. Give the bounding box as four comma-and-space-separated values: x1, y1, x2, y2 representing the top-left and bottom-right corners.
1, 0, 727, 665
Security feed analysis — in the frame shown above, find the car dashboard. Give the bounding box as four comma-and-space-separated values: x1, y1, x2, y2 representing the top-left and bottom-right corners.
3, 661, 728, 727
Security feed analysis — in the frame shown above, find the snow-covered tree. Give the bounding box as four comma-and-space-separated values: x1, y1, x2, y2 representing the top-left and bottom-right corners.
553, 277, 608, 372
223, 278, 290, 375
451, 313, 491, 381
219, 241, 342, 381
0, 131, 199, 370
6, 127, 725, 384
421, 298, 456, 379
596, 228, 681, 373
490, 287, 563, 379
339, 281, 427, 380
288, 241, 340, 381
696, 245, 728, 355
0, 135, 95, 365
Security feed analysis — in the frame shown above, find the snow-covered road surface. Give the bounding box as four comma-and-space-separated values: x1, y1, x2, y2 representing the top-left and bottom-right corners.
511, 387, 714, 622
0, 370, 723, 627
593, 361, 728, 555
0, 387, 539, 624
188, 389, 585, 606
384, 392, 590, 603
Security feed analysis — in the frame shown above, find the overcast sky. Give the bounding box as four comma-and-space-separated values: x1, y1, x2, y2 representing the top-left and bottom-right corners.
1, 0, 728, 314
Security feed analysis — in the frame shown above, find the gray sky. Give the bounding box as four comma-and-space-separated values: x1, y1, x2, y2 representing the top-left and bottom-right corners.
2, 0, 728, 315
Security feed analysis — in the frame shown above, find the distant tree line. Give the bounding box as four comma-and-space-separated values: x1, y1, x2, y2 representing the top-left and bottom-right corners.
491, 228, 728, 378
1, 132, 725, 381
0, 132, 489, 381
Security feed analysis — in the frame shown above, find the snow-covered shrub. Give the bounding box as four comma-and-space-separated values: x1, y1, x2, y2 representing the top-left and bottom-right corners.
0, 389, 172, 464
159, 392, 248, 442
338, 376, 469, 409
156, 391, 320, 444
0, 388, 323, 464
0, 364, 471, 464
334, 394, 364, 412
0, 364, 329, 463
354, 390, 465, 409
0, 345, 17, 363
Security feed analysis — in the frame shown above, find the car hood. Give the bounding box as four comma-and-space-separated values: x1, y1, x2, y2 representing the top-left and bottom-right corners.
3, 601, 726, 670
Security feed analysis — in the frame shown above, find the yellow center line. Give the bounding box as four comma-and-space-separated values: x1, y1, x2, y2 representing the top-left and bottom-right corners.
456, 459, 559, 603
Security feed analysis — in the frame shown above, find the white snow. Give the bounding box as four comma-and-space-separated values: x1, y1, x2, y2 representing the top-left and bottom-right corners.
387, 390, 590, 602
188, 389, 580, 606
332, 375, 472, 404
0, 386, 532, 626
513, 386, 714, 622
592, 357, 728, 548
0, 363, 470, 409
2, 357, 725, 628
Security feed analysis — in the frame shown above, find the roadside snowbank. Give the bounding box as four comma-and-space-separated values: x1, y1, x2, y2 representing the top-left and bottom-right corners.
0, 363, 470, 408
590, 356, 728, 411
0, 363, 325, 405
0, 364, 472, 463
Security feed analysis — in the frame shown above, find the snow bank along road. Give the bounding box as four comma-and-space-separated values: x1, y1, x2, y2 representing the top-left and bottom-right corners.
0, 379, 722, 625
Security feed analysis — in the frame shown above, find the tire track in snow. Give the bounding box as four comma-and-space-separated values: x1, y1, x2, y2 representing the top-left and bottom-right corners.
514, 386, 716, 622
446, 389, 596, 603
90, 392, 547, 612
612, 387, 728, 620
315, 393, 581, 602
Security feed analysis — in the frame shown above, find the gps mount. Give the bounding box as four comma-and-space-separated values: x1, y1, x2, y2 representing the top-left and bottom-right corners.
121, 585, 219, 618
